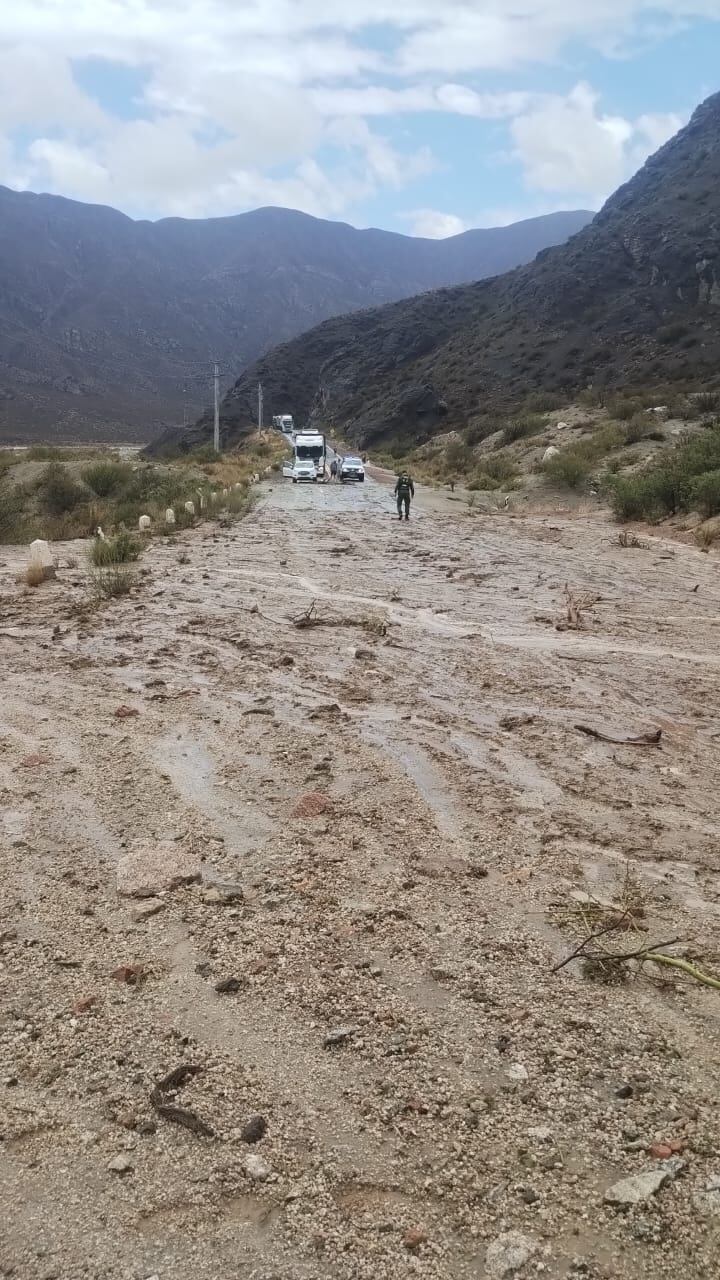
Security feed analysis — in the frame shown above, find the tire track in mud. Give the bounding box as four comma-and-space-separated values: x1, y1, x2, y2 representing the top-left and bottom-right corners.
2, 479, 720, 1280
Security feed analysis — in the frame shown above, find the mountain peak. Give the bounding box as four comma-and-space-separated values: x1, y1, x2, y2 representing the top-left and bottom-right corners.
0, 192, 591, 444
175, 92, 719, 456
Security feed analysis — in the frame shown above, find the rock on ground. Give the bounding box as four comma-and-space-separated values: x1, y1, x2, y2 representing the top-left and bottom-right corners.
116, 839, 202, 897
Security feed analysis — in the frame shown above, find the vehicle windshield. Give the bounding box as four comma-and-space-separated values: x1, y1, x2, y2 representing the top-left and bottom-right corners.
296, 445, 322, 460
344, 457, 362, 465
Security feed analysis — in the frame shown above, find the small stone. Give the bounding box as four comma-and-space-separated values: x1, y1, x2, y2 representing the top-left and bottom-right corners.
323, 1025, 359, 1048
519, 1187, 539, 1205
486, 1231, 538, 1277
116, 839, 201, 898
107, 1155, 134, 1176
615, 1083, 634, 1099
201, 885, 243, 905
507, 1062, 529, 1082
241, 1115, 268, 1144
245, 1153, 271, 1182
292, 791, 333, 819
215, 976, 243, 994
130, 900, 164, 923
403, 1227, 428, 1251
527, 1126, 553, 1143
117, 1110, 137, 1130
604, 1159, 684, 1206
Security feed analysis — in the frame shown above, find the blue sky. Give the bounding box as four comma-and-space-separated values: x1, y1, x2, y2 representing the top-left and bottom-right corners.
0, 2, 718, 235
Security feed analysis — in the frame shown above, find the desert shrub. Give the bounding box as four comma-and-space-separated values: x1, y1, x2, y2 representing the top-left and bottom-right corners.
609, 469, 679, 521
500, 415, 545, 446
90, 566, 135, 600
543, 451, 592, 489
623, 413, 653, 444
464, 420, 500, 446
90, 532, 141, 566
481, 454, 518, 484
444, 440, 474, 471
687, 469, 720, 517
695, 524, 718, 549
695, 391, 720, 413
24, 563, 49, 588
608, 397, 643, 422
524, 391, 564, 412
82, 461, 133, 497
0, 482, 27, 541
27, 445, 63, 461
36, 463, 84, 516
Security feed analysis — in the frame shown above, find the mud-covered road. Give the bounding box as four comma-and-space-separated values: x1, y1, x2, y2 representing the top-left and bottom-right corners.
1, 474, 720, 1280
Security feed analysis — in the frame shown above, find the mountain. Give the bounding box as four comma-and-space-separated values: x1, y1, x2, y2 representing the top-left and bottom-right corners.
167, 93, 720, 456
0, 192, 591, 444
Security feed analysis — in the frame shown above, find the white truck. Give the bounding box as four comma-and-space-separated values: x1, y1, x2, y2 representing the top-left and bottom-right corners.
293, 431, 326, 479
272, 414, 294, 433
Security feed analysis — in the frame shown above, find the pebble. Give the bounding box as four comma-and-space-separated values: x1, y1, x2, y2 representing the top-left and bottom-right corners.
323, 1025, 359, 1048
604, 1159, 684, 1206
107, 1155, 134, 1176
403, 1227, 428, 1251
241, 1115, 268, 1144
116, 839, 201, 897
486, 1231, 538, 1277
507, 1063, 529, 1083
245, 1154, 271, 1182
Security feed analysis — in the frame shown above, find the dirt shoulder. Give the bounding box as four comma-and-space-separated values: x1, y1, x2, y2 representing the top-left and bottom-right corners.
1, 477, 719, 1280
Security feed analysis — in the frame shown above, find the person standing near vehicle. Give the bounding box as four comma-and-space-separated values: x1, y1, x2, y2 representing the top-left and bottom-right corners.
394, 471, 414, 521
330, 459, 338, 481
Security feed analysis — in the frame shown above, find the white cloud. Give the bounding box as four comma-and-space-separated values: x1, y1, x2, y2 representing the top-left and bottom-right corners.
0, 2, 714, 221
510, 83, 685, 203
402, 209, 468, 238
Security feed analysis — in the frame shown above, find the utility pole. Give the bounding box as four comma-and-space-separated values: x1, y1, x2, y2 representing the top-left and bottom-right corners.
213, 361, 220, 454
258, 381, 264, 431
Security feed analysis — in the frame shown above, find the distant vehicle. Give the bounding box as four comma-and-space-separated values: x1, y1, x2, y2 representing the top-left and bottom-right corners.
339, 455, 365, 483
292, 459, 318, 484
294, 431, 326, 479
272, 414, 294, 433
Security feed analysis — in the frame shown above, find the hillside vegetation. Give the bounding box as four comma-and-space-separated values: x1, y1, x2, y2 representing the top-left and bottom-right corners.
372, 388, 720, 543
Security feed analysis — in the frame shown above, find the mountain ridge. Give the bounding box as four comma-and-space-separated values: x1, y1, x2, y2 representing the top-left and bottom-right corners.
166, 91, 719, 456
0, 189, 591, 443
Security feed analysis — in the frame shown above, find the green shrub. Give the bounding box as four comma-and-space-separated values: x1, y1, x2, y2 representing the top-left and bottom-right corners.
500, 415, 546, 446
609, 467, 680, 521
464, 420, 500, 446
90, 566, 135, 600
90, 532, 141, 566
543, 451, 591, 489
609, 397, 643, 422
695, 392, 720, 413
0, 481, 27, 541
82, 461, 132, 497
524, 391, 564, 412
27, 445, 63, 461
688, 468, 720, 517
37, 463, 84, 516
624, 413, 652, 444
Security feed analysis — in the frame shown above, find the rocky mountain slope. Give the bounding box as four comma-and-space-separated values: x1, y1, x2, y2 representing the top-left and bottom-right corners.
0, 191, 590, 444
174, 92, 720, 455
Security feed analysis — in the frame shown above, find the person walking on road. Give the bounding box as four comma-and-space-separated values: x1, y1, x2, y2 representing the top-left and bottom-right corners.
330, 459, 338, 481
394, 471, 415, 521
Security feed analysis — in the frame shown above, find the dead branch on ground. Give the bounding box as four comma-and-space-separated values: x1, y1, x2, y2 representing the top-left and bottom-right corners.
292, 600, 387, 636
574, 724, 662, 747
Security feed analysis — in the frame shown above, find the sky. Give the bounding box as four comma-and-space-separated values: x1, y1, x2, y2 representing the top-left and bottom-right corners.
0, 2, 718, 235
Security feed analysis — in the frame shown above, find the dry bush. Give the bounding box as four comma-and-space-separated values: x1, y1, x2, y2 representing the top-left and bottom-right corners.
25, 563, 48, 588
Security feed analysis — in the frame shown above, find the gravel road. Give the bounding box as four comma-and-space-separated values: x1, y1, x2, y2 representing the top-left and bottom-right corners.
1, 473, 719, 1280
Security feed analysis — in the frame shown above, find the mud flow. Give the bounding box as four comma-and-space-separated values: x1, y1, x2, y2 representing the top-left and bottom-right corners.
1, 475, 719, 1279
